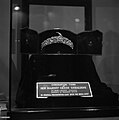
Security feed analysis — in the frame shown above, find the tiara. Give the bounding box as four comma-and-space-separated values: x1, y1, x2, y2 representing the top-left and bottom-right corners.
41, 32, 74, 50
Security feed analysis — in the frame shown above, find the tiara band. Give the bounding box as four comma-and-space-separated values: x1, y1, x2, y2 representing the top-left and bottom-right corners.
41, 32, 74, 50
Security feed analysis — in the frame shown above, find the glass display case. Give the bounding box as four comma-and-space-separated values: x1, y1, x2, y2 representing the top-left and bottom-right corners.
10, 0, 119, 119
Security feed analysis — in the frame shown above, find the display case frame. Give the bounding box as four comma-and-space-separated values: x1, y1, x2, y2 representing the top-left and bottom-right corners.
9, 0, 119, 119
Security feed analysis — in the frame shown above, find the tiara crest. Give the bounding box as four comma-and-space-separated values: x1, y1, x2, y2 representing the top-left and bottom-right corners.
41, 32, 74, 50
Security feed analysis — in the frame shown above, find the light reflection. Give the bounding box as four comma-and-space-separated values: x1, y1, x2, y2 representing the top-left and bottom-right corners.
75, 18, 80, 23
14, 6, 20, 11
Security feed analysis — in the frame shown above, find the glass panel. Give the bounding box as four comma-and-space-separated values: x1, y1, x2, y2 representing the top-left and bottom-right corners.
92, 0, 119, 104
29, 5, 84, 33
10, 0, 119, 117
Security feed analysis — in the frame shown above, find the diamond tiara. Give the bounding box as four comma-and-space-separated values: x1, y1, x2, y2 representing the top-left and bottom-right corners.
41, 32, 74, 50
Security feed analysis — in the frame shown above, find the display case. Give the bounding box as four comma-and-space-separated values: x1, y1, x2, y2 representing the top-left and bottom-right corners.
10, 0, 119, 119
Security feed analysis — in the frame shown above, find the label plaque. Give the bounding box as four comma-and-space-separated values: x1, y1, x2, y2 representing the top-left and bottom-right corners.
36, 82, 93, 98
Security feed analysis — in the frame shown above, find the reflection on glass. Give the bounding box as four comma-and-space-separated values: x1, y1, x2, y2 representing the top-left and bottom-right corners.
29, 5, 84, 33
